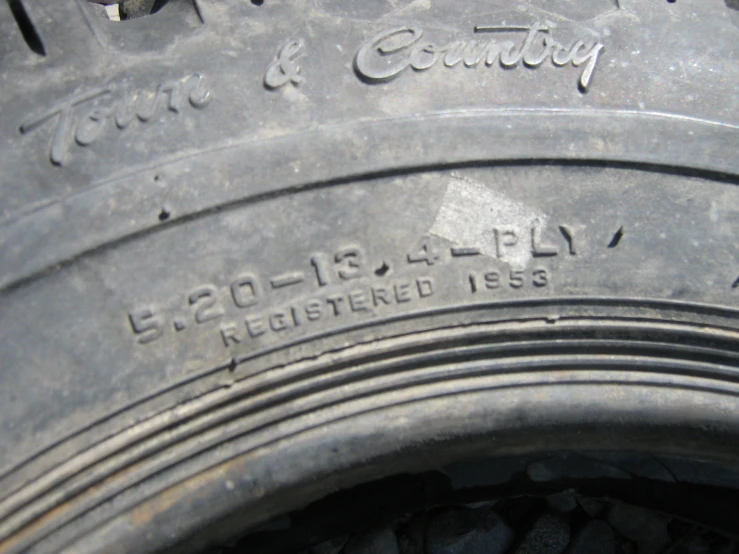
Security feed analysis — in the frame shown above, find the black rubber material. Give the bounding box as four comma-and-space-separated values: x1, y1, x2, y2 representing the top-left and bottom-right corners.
1, 0, 739, 552
232, 457, 739, 554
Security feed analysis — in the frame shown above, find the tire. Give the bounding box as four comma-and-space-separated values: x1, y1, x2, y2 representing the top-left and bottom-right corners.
1, 0, 739, 552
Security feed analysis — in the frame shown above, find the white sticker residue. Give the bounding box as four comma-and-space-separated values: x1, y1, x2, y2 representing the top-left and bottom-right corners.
430, 176, 546, 268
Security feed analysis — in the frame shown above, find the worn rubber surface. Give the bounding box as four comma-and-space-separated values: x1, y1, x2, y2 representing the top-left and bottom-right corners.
1, 0, 739, 552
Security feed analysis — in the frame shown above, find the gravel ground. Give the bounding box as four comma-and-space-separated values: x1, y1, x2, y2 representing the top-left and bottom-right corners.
296, 494, 736, 554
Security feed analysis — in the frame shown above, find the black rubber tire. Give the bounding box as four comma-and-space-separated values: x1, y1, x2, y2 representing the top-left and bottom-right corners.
1, 0, 739, 552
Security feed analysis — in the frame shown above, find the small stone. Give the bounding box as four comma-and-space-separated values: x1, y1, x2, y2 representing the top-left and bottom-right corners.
578, 498, 605, 518
566, 520, 615, 554
516, 513, 570, 554
119, 0, 156, 18
605, 503, 671, 547
426, 508, 513, 554
715, 541, 737, 554
670, 535, 712, 554
398, 534, 423, 554
398, 514, 427, 554
310, 534, 348, 554
546, 491, 578, 513
506, 497, 542, 527
621, 542, 637, 554
637, 538, 671, 554
345, 527, 399, 554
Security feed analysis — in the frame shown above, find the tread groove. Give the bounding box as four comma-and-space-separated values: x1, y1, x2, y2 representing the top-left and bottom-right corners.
7, 0, 45, 56
2, 311, 739, 552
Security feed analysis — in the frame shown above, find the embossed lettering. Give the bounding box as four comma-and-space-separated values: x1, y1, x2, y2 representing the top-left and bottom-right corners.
417, 277, 435, 297
290, 307, 302, 327
407, 237, 442, 266
485, 272, 501, 289
531, 220, 559, 257
245, 314, 267, 338
335, 246, 365, 280
509, 270, 525, 289
21, 74, 212, 165
306, 299, 324, 321
217, 276, 436, 347
349, 289, 371, 312
356, 27, 424, 81
265, 39, 305, 89
468, 269, 550, 293
220, 324, 243, 347
394, 281, 412, 303
355, 24, 603, 90
231, 274, 261, 308
372, 286, 392, 306
189, 286, 225, 324
494, 228, 518, 258
533, 269, 549, 287
269, 312, 290, 332
326, 294, 345, 316
129, 307, 164, 344
559, 225, 577, 255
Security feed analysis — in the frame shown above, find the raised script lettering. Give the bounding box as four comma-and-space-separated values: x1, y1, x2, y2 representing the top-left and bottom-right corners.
355, 24, 604, 91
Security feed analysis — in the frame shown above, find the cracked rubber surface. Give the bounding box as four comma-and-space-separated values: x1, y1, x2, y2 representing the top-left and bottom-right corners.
0, 0, 738, 552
